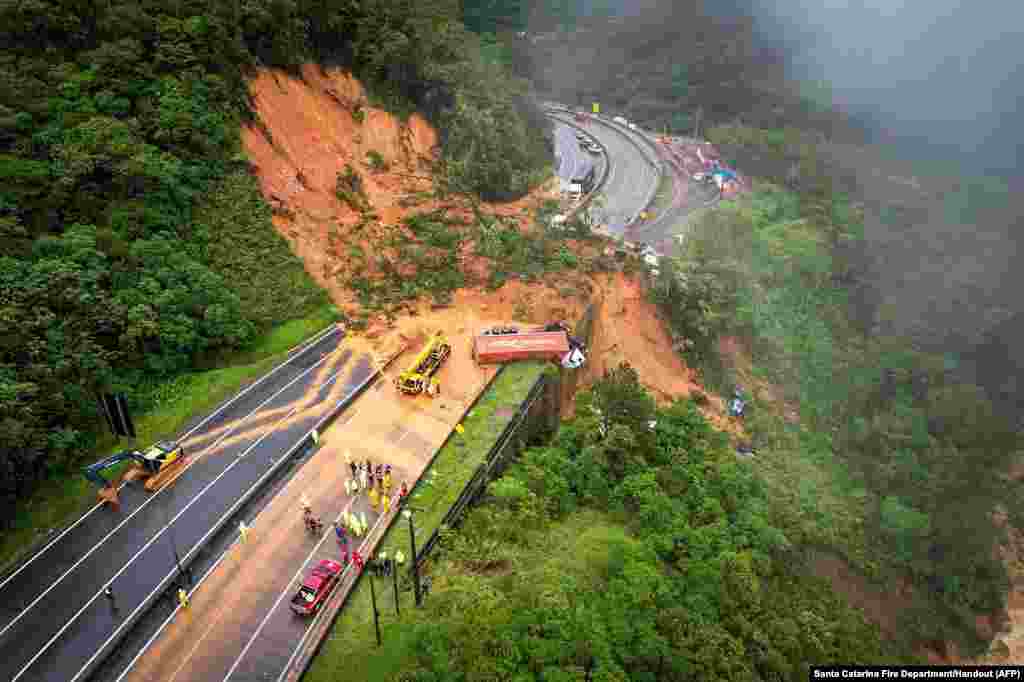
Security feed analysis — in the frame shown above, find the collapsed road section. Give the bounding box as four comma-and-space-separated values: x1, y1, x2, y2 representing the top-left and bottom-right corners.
0, 325, 381, 682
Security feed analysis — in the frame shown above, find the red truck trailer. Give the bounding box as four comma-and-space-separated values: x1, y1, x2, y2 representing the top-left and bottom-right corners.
473, 331, 570, 365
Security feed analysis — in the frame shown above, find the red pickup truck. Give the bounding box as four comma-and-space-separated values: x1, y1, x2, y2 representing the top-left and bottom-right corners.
290, 559, 343, 615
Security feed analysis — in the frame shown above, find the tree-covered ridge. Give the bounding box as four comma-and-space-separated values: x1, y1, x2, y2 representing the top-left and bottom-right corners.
356, 366, 903, 680
650, 166, 1022, 649
0, 0, 550, 525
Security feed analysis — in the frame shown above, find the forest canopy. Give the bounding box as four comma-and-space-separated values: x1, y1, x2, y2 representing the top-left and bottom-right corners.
0, 0, 549, 525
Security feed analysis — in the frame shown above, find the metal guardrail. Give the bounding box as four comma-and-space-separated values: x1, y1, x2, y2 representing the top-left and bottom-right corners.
546, 105, 663, 229
105, 346, 405, 682
544, 112, 611, 221
0, 323, 344, 584
413, 372, 549, 564
284, 362, 508, 682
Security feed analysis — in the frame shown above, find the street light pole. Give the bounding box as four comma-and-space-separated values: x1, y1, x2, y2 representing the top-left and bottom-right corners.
403, 509, 421, 607
368, 568, 382, 646
391, 557, 399, 614
161, 487, 188, 587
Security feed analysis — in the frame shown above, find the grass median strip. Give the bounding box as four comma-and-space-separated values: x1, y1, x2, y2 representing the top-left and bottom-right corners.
306, 360, 546, 682
0, 304, 340, 575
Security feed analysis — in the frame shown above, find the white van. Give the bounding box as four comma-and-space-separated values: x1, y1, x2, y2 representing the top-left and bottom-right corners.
613, 116, 628, 126
568, 183, 583, 198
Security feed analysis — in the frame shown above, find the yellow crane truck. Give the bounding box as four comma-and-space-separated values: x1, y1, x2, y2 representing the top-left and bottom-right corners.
395, 332, 451, 397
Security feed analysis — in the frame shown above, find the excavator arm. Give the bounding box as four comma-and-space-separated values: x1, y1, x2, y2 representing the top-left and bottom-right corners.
82, 440, 186, 509
82, 450, 146, 489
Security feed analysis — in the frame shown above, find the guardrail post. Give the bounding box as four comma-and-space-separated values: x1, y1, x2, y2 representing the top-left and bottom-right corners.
368, 570, 382, 646
404, 509, 421, 607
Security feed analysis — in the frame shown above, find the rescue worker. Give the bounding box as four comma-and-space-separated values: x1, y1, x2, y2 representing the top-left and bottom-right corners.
369, 484, 379, 512
359, 511, 368, 535
348, 453, 358, 480
382, 492, 391, 515
359, 463, 368, 492
368, 468, 375, 491
383, 465, 392, 494
352, 550, 364, 572
728, 386, 746, 418
399, 480, 409, 504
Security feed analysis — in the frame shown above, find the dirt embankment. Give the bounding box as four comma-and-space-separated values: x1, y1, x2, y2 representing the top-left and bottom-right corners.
241, 64, 738, 439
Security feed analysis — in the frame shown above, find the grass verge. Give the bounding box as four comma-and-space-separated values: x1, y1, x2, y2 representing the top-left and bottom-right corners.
0, 304, 340, 575
311, 510, 624, 682
305, 360, 546, 682
650, 167, 675, 213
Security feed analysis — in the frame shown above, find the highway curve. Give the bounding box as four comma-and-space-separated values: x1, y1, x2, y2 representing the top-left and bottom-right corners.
552, 121, 600, 185
0, 327, 376, 682
547, 111, 659, 235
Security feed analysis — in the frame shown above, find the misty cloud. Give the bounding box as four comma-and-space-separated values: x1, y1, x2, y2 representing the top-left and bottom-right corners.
751, 0, 1024, 174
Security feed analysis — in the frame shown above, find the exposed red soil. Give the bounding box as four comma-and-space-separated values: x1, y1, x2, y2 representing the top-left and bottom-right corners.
239, 66, 1024, 663
240, 65, 719, 423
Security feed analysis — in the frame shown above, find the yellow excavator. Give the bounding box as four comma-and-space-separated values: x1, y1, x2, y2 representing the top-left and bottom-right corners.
395, 332, 451, 397
82, 440, 189, 510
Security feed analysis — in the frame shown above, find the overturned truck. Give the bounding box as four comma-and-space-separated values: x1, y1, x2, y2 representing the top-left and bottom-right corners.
472, 323, 586, 368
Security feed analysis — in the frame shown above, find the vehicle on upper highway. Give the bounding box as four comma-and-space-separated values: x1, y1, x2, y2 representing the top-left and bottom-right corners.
290, 559, 343, 616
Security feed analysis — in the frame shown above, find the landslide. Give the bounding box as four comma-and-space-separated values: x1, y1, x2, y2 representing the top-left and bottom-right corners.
242, 66, 730, 424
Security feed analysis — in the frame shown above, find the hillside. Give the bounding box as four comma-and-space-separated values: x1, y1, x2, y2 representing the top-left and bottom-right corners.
238, 65, 720, 423
0, 0, 549, 544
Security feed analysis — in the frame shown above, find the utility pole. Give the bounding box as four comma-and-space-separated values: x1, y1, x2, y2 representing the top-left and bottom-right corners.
368, 568, 382, 646
403, 508, 422, 607
391, 557, 401, 616
161, 488, 189, 588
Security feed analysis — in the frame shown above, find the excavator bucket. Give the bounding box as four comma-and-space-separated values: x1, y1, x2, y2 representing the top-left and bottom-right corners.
97, 485, 121, 511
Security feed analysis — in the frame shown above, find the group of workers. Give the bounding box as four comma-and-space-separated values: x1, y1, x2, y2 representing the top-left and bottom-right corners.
297, 451, 413, 570
344, 452, 410, 515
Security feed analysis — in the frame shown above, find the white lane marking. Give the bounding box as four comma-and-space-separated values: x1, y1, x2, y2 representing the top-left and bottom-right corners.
273, 508, 390, 682
71, 370, 355, 682
111, 372, 381, 682
167, 494, 357, 682
0, 348, 339, 641
0, 325, 340, 594
222, 498, 375, 682
112, 530, 239, 682
14, 367, 347, 682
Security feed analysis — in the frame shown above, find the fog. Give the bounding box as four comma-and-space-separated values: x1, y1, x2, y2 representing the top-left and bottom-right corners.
746, 0, 1024, 176
524, 0, 1023, 419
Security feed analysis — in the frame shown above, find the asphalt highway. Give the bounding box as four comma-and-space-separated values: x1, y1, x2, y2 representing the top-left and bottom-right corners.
0, 327, 376, 682
549, 112, 658, 235
553, 122, 597, 183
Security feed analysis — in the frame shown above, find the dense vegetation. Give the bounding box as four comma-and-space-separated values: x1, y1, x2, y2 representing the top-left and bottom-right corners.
311, 365, 902, 680
337, 201, 593, 316
649, 129, 1022, 649
0, 0, 549, 527
461, 0, 864, 143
